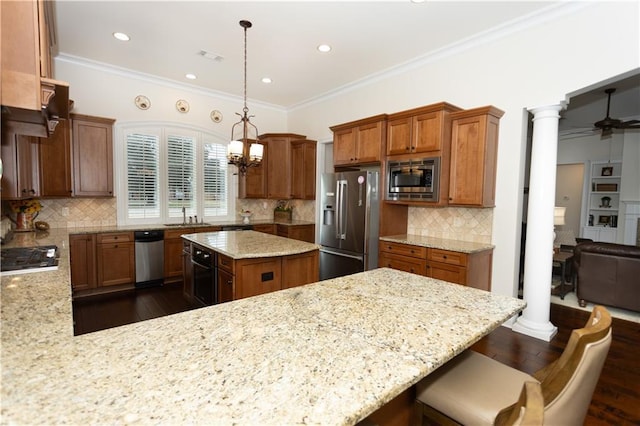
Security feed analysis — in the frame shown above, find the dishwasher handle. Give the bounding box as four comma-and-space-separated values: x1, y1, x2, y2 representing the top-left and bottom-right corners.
134, 230, 165, 242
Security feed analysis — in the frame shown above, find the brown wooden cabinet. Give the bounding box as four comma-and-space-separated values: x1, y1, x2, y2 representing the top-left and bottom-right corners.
164, 228, 194, 283
217, 268, 235, 304
1, 0, 69, 137
69, 233, 97, 292
276, 224, 315, 243
386, 103, 462, 157
331, 115, 387, 167
240, 139, 268, 198
379, 241, 427, 275
427, 248, 493, 291
282, 251, 320, 290
240, 134, 315, 200
96, 232, 135, 286
252, 224, 276, 234
38, 119, 73, 197
291, 140, 317, 199
0, 131, 40, 199
379, 239, 493, 290
235, 257, 282, 299
72, 114, 115, 197
448, 106, 504, 207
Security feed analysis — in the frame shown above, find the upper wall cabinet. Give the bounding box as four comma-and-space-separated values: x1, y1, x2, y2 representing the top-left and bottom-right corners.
1, 131, 40, 200
448, 106, 504, 207
386, 102, 462, 158
239, 133, 316, 200
39, 119, 73, 197
291, 140, 317, 200
330, 114, 387, 167
1, 0, 69, 137
71, 114, 116, 197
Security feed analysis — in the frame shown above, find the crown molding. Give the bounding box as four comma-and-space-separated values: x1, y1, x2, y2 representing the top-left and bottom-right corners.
55, 53, 287, 113
288, 1, 590, 112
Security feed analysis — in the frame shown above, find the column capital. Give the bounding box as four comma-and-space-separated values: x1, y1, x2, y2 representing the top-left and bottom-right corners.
528, 103, 565, 119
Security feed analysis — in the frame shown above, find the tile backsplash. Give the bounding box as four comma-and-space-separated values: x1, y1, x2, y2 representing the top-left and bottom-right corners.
1, 198, 316, 229
37, 198, 118, 228
236, 199, 315, 222
407, 206, 493, 244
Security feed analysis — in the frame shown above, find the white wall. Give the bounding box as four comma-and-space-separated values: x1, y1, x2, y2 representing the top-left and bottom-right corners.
287, 1, 640, 298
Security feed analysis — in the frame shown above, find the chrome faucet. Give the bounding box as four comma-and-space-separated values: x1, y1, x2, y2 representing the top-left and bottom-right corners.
182, 207, 186, 225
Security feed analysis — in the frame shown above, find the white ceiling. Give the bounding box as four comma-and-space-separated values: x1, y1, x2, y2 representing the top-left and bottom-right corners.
53, 1, 638, 129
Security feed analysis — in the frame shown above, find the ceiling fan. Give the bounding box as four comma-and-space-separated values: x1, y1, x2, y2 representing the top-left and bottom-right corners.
593, 88, 640, 137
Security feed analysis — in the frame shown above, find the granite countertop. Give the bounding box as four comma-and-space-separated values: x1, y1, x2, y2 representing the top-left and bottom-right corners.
65, 218, 315, 235
182, 230, 320, 259
381, 234, 495, 254
1, 229, 524, 425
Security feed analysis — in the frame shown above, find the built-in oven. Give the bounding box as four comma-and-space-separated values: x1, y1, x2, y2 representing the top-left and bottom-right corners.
386, 157, 440, 201
192, 244, 216, 306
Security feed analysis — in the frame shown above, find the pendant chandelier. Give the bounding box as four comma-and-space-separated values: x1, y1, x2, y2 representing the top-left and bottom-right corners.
227, 20, 263, 175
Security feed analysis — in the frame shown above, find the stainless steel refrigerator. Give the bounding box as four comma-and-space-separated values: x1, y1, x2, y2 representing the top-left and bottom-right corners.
319, 170, 380, 280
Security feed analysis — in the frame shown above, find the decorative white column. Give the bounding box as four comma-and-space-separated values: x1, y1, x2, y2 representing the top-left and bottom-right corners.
513, 104, 563, 341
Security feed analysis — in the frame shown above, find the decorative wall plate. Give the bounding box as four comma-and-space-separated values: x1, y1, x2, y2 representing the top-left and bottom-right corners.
176, 99, 190, 113
134, 95, 150, 110
210, 110, 223, 123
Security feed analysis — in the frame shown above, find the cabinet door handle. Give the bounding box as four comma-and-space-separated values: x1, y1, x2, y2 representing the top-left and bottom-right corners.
226, 280, 233, 286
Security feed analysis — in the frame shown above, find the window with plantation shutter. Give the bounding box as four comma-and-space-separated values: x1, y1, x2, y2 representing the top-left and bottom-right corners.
126, 133, 160, 219
167, 134, 196, 218
120, 125, 234, 225
204, 142, 228, 216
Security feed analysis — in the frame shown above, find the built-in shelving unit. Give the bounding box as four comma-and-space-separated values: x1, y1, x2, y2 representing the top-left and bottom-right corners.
582, 160, 621, 243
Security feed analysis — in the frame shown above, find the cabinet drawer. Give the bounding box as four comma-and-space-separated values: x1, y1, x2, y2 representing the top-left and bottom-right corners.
429, 248, 467, 266
379, 241, 427, 259
379, 252, 427, 276
428, 262, 466, 285
217, 254, 235, 273
253, 224, 276, 234
97, 232, 133, 244
165, 228, 194, 239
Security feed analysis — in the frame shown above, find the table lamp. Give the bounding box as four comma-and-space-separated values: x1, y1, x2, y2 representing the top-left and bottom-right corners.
554, 206, 566, 246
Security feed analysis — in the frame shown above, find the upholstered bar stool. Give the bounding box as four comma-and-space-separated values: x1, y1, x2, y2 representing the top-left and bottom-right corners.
415, 306, 612, 426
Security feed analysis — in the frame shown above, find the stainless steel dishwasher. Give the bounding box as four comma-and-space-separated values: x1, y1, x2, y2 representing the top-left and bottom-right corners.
134, 230, 164, 288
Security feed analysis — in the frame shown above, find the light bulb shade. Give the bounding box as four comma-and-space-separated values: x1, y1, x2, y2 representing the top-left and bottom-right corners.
227, 140, 244, 159
249, 143, 263, 161
554, 206, 566, 226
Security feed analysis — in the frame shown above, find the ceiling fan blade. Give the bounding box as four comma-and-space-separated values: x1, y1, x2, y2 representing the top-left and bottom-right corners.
620, 119, 640, 128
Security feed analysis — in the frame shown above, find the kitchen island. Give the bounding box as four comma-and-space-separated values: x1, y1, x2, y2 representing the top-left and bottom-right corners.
182, 230, 320, 302
1, 229, 525, 425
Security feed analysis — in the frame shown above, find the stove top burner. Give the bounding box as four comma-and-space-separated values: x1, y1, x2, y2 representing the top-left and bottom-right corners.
1, 245, 59, 274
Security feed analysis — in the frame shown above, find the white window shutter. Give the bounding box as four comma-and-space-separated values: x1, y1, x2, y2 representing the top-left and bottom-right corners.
126, 133, 160, 219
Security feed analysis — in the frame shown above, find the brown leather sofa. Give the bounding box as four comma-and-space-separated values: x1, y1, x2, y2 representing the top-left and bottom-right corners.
573, 242, 640, 312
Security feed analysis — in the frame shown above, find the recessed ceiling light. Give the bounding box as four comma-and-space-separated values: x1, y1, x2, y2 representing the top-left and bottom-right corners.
113, 32, 130, 42
317, 44, 331, 53
261, 77, 272, 84
185, 73, 197, 80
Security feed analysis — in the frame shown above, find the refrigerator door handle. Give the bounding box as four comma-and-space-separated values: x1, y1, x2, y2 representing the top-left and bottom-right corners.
337, 179, 347, 240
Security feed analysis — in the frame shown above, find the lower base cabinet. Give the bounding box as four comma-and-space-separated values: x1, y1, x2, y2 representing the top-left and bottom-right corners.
96, 232, 135, 287
379, 241, 493, 291
69, 234, 97, 292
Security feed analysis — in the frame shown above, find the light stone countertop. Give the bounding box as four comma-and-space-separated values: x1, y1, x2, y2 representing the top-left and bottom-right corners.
182, 230, 320, 259
64, 218, 315, 235
381, 234, 494, 253
1, 229, 524, 425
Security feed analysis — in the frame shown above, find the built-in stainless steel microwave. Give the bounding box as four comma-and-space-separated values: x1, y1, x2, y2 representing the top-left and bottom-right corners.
386, 157, 439, 201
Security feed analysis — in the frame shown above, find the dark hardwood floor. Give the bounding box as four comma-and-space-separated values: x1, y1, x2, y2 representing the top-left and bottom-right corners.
72, 283, 197, 336
72, 286, 639, 425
